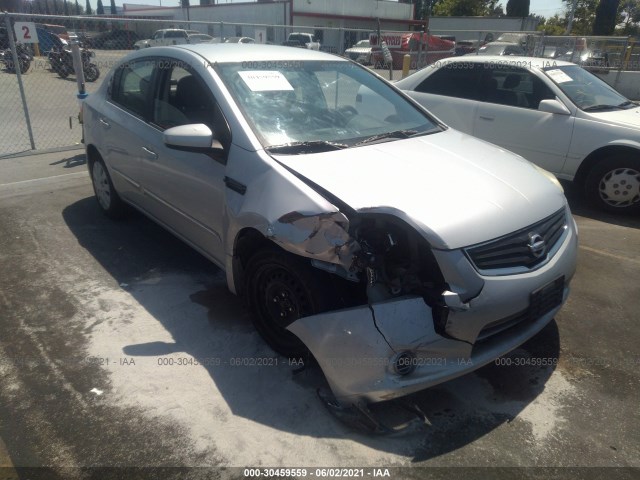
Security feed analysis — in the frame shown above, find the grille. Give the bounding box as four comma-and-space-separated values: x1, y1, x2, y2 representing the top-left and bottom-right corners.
465, 208, 567, 273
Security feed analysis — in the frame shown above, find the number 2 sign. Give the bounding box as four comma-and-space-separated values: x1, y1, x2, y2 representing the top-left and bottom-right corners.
13, 22, 39, 44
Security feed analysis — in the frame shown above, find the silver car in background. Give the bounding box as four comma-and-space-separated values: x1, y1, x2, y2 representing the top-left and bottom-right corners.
82, 45, 578, 417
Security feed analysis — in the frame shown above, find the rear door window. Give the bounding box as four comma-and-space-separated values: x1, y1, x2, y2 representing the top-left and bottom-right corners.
110, 60, 156, 119
415, 63, 485, 100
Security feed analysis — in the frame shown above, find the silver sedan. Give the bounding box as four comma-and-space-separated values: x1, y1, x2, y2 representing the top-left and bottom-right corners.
82, 45, 577, 420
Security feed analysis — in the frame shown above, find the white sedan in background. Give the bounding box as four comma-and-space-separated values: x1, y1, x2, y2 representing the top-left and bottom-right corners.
395, 56, 640, 213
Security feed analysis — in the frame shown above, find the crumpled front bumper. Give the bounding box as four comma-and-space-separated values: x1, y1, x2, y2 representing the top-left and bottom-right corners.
288, 214, 578, 405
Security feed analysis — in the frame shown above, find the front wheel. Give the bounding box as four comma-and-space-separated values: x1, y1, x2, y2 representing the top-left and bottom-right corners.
90, 157, 126, 219
245, 249, 335, 357
84, 63, 100, 82
585, 155, 640, 214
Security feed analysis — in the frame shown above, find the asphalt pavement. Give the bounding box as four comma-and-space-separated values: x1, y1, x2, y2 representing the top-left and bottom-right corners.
0, 149, 639, 480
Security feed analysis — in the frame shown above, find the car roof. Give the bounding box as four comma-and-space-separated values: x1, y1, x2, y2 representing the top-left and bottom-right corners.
450, 55, 576, 68
174, 44, 345, 62
481, 42, 520, 47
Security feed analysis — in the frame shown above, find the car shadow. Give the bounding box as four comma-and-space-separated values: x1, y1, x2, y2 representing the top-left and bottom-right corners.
49, 153, 86, 168
562, 180, 640, 229
63, 196, 561, 461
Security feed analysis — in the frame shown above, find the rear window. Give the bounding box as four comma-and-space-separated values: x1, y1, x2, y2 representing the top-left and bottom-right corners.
165, 31, 186, 38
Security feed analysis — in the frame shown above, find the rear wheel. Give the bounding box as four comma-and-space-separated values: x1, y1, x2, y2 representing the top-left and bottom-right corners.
585, 155, 640, 214
90, 157, 125, 219
18, 58, 30, 74
245, 249, 335, 357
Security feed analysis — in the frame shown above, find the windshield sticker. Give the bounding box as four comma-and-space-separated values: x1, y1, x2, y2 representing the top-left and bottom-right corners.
238, 71, 294, 92
546, 69, 573, 83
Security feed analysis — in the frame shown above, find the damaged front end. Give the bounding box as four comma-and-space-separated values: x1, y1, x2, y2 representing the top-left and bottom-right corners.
273, 208, 576, 417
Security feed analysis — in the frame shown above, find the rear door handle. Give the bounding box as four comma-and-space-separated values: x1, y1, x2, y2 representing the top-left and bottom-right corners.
99, 117, 110, 127
479, 116, 494, 121
142, 146, 158, 160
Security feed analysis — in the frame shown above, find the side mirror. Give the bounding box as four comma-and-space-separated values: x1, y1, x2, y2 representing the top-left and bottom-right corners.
163, 123, 224, 152
538, 99, 571, 115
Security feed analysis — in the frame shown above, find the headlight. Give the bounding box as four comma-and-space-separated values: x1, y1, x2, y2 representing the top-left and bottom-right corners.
532, 163, 563, 192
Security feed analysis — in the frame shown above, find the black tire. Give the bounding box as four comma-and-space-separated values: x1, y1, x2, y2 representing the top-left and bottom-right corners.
90, 157, 126, 219
57, 65, 70, 79
18, 59, 30, 74
84, 64, 100, 82
245, 249, 336, 357
585, 155, 640, 214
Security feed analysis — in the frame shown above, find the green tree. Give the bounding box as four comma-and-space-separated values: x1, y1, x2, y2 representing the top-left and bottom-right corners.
506, 0, 530, 16
563, 0, 599, 34
85, 0, 92, 14
618, 0, 640, 32
75, 0, 80, 14
110, 0, 116, 14
593, 0, 621, 33
96, 0, 104, 14
433, 0, 495, 16
536, 14, 568, 34
64, 0, 69, 15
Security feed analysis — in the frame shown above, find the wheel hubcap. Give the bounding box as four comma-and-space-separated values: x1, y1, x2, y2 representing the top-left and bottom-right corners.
598, 168, 640, 208
260, 269, 310, 330
92, 162, 111, 210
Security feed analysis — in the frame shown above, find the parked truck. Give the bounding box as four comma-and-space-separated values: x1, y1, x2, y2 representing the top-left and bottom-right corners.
134, 29, 194, 49
283, 32, 320, 50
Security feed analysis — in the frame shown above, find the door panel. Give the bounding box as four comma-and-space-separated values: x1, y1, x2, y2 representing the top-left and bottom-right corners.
138, 61, 229, 263
408, 62, 485, 134
473, 66, 574, 173
406, 91, 478, 134
102, 59, 156, 204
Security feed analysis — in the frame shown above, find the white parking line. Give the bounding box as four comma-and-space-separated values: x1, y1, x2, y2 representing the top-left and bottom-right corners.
0, 171, 88, 188
0, 171, 89, 200
580, 245, 640, 265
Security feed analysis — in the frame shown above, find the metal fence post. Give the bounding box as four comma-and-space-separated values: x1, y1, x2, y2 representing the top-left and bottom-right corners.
614, 37, 629, 91
4, 13, 36, 151
423, 28, 430, 68
570, 36, 578, 63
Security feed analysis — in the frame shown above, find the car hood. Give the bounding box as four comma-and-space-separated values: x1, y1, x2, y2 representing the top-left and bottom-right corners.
585, 105, 640, 130
272, 129, 567, 250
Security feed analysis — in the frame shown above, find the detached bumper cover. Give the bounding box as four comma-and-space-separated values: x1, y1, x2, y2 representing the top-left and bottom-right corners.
288, 214, 578, 404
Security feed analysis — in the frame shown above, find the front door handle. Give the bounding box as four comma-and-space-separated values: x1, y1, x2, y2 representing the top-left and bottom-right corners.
99, 117, 110, 128
479, 116, 494, 121
142, 146, 158, 160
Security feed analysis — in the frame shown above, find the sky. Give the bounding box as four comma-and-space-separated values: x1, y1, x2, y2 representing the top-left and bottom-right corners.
529, 0, 565, 17
110, 0, 567, 20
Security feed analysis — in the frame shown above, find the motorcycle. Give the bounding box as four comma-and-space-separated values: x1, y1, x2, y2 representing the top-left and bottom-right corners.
48, 44, 100, 82
0, 43, 33, 74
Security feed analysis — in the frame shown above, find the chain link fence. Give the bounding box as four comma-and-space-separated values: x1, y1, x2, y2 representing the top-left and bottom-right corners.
0, 12, 636, 156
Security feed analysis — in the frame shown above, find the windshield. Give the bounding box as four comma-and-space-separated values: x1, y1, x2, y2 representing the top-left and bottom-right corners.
543, 65, 632, 111
216, 61, 440, 150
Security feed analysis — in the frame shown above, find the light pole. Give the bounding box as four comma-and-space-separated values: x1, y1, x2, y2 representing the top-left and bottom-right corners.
566, 0, 579, 34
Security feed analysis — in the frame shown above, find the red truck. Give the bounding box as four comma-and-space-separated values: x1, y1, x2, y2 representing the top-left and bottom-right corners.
369, 32, 455, 69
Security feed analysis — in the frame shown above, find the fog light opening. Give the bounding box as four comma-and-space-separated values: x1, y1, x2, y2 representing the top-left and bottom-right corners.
394, 351, 416, 376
